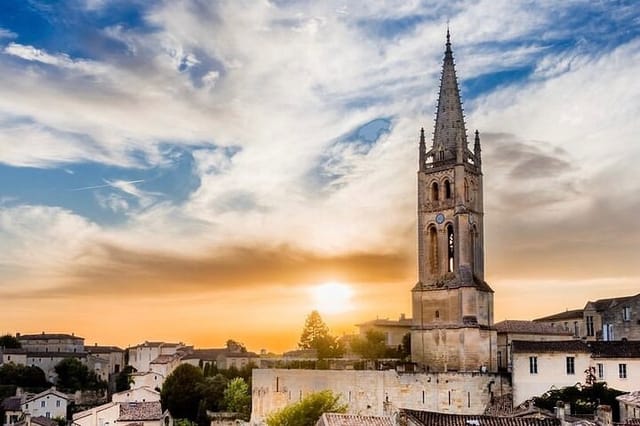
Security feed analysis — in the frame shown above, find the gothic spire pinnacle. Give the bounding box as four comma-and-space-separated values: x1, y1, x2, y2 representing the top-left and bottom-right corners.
431, 29, 468, 164
419, 127, 426, 171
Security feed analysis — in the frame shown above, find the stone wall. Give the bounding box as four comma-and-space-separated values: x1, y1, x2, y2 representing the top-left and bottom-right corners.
250, 369, 511, 425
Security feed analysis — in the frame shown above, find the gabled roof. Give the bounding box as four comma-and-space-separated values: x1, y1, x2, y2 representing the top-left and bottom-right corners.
118, 402, 163, 421
533, 309, 584, 322
72, 402, 117, 421
511, 340, 590, 354
585, 294, 640, 312
494, 320, 573, 336
112, 386, 160, 398
18, 333, 83, 340
617, 391, 640, 407
150, 355, 176, 364
31, 416, 58, 426
180, 348, 226, 360
317, 413, 394, 426
85, 345, 124, 353
1, 396, 23, 411
23, 388, 70, 404
402, 409, 560, 426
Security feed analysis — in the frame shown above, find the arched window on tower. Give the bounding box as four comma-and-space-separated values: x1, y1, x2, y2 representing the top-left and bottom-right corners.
444, 179, 452, 199
447, 224, 455, 273
428, 226, 438, 275
431, 182, 439, 201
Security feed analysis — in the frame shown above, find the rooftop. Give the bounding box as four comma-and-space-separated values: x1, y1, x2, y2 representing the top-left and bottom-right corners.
494, 320, 573, 335
402, 409, 560, 426
317, 413, 394, 426
586, 294, 640, 312
617, 391, 640, 407
119, 402, 163, 421
511, 340, 590, 354
150, 355, 176, 364
589, 341, 640, 358
533, 309, 584, 322
85, 345, 124, 353
1, 396, 23, 411
18, 333, 83, 341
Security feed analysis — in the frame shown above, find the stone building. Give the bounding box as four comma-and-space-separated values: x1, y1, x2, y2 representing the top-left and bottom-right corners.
412, 29, 496, 373
355, 315, 412, 348
617, 391, 640, 424
532, 310, 585, 339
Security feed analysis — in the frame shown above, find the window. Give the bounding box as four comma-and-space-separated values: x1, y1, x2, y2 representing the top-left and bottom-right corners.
435, 310, 440, 319
431, 182, 439, 201
586, 316, 594, 337
447, 224, 455, 272
597, 363, 604, 379
619, 363, 627, 379
529, 356, 538, 374
623, 307, 631, 321
444, 180, 452, 199
603, 324, 614, 341
566, 357, 575, 375
428, 226, 438, 275
56, 400, 60, 408
41, 401, 46, 408
573, 321, 579, 337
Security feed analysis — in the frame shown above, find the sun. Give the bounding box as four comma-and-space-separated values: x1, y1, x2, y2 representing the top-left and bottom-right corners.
310, 282, 354, 314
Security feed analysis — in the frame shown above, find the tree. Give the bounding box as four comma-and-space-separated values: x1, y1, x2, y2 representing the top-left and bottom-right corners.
532, 382, 625, 421
0, 364, 48, 388
226, 340, 247, 353
54, 358, 106, 392
161, 364, 206, 421
0, 335, 21, 349
266, 390, 347, 426
399, 332, 411, 361
198, 374, 228, 412
350, 330, 389, 360
298, 311, 345, 359
115, 365, 136, 393
223, 378, 251, 419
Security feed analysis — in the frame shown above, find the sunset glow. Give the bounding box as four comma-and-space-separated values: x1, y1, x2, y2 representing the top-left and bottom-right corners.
310, 282, 355, 315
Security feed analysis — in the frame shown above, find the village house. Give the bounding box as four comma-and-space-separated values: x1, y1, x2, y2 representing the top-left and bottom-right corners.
72, 401, 172, 426
129, 372, 164, 391
111, 387, 160, 404
355, 315, 412, 348
511, 340, 640, 406
494, 320, 574, 372
2, 396, 23, 426
85, 345, 124, 378
617, 391, 640, 424
0, 348, 27, 366
127, 342, 187, 373
20, 388, 69, 421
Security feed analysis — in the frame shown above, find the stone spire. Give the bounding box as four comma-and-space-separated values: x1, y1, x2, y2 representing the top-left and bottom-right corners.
418, 127, 426, 171
474, 129, 482, 168
432, 29, 467, 164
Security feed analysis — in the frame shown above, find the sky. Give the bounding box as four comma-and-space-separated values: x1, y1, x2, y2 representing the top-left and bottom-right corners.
0, 0, 639, 353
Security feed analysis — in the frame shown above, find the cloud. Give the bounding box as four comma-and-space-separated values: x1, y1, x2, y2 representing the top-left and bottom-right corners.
0, 28, 17, 39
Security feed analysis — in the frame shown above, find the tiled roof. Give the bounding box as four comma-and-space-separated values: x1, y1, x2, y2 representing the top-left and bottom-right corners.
1, 348, 27, 354
85, 345, 123, 353
317, 413, 394, 426
224, 351, 259, 358
533, 309, 584, 322
23, 388, 70, 404
150, 355, 175, 364
402, 409, 560, 426
494, 320, 573, 335
1, 396, 23, 411
586, 294, 640, 312
511, 340, 590, 354
181, 348, 226, 360
617, 391, 640, 407
31, 416, 58, 426
18, 333, 83, 340
588, 341, 640, 358
119, 402, 163, 421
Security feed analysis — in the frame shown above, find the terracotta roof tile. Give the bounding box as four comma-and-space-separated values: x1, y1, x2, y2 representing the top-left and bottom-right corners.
317, 413, 394, 426
402, 409, 560, 426
494, 321, 573, 335
511, 340, 590, 354
533, 309, 584, 322
119, 402, 163, 421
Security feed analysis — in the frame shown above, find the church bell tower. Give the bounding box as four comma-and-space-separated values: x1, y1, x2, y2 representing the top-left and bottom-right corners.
411, 31, 497, 372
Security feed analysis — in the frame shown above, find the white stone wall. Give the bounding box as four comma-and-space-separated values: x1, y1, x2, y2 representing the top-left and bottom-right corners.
251, 369, 510, 425
22, 393, 68, 420
112, 387, 160, 403
591, 358, 640, 392
512, 351, 591, 406
73, 403, 119, 426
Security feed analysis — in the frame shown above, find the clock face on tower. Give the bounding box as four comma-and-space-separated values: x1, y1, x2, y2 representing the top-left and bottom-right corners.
435, 213, 445, 224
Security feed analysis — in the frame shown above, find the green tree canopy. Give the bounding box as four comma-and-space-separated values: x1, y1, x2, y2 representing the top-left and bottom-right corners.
161, 364, 206, 422
298, 311, 344, 359
350, 330, 389, 360
0, 364, 48, 388
0, 335, 21, 349
54, 358, 106, 392
223, 377, 251, 419
266, 390, 347, 426
115, 365, 136, 393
